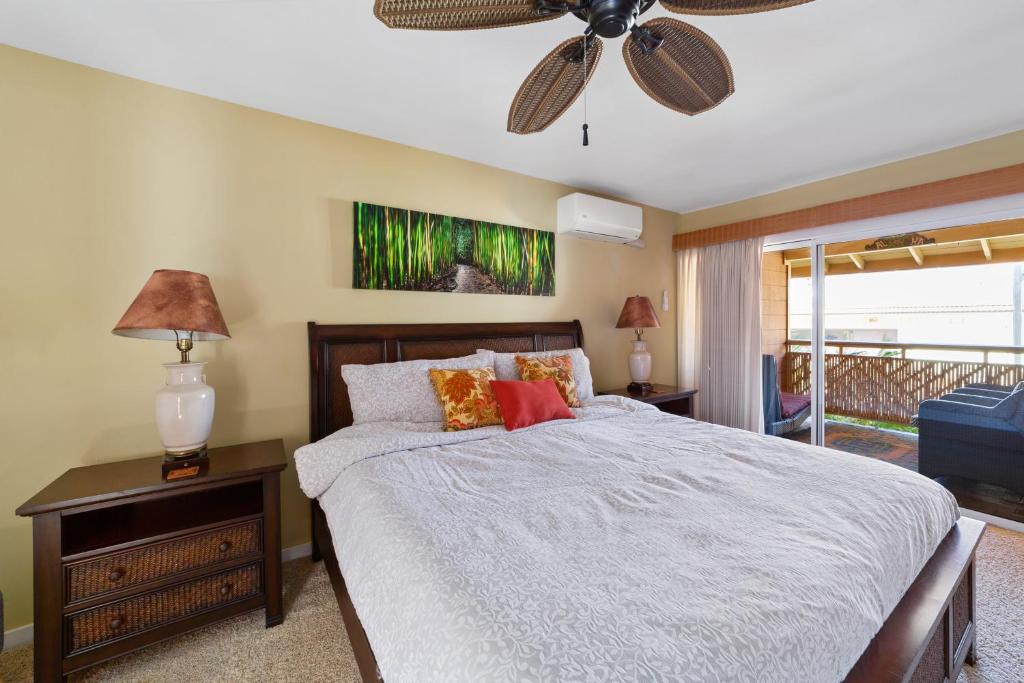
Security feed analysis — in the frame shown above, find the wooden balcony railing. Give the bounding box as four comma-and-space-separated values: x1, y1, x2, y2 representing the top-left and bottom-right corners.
781, 340, 1024, 425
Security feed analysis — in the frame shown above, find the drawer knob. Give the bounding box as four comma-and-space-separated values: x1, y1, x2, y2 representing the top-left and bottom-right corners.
109, 617, 124, 630
220, 583, 233, 596
218, 541, 232, 553
108, 569, 124, 582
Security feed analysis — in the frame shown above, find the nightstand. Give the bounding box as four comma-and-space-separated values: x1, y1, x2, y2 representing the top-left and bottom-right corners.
16, 439, 287, 682
599, 385, 697, 418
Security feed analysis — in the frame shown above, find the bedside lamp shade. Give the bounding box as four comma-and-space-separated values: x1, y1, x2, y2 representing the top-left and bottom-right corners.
615, 295, 660, 395
113, 269, 230, 342
112, 269, 230, 462
616, 295, 661, 332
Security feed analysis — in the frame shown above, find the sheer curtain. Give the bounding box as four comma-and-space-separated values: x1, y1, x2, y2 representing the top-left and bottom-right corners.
677, 237, 765, 433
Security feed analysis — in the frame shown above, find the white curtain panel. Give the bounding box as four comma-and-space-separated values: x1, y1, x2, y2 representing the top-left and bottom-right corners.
677, 237, 765, 433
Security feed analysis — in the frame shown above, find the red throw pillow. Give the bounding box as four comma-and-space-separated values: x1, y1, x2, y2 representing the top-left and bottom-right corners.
489, 379, 576, 431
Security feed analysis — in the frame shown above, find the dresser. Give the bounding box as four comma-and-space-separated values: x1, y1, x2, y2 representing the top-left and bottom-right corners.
16, 439, 287, 682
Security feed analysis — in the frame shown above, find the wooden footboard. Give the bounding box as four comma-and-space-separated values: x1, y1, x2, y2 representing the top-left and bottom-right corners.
844, 516, 985, 683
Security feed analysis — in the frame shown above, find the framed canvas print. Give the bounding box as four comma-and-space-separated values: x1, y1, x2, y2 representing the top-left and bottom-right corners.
353, 202, 555, 296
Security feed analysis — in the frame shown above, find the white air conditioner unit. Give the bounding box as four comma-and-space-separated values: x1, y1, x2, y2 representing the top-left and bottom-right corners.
557, 193, 643, 245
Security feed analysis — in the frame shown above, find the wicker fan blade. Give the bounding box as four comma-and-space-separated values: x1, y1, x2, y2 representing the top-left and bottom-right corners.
660, 0, 814, 16
623, 18, 733, 116
374, 0, 563, 31
508, 36, 603, 135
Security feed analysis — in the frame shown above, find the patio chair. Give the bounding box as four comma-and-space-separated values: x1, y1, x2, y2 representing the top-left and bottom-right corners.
941, 393, 1002, 408
762, 354, 811, 437
965, 382, 1021, 392
917, 384, 1024, 494
952, 382, 1024, 401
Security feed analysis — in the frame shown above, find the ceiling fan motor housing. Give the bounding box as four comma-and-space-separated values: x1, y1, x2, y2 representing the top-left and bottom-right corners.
587, 0, 641, 38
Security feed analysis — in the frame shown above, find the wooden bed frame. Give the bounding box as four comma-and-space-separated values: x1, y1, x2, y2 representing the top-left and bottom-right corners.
306, 320, 985, 683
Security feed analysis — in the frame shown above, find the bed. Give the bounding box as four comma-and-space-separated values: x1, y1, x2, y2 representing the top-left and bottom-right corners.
298, 321, 984, 683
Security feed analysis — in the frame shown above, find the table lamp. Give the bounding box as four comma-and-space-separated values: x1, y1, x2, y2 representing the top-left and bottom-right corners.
112, 270, 230, 474
615, 295, 661, 395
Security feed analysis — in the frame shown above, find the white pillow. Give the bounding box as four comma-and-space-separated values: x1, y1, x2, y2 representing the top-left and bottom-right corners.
482, 347, 594, 401
342, 350, 496, 424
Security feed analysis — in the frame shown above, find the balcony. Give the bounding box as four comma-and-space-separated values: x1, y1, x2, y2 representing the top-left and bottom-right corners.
781, 339, 1024, 426
777, 340, 1024, 523
760, 219, 1024, 524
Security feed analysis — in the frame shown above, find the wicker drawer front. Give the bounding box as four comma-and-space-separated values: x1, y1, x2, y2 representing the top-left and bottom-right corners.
66, 519, 262, 604
952, 573, 972, 652
67, 563, 262, 653
911, 614, 947, 683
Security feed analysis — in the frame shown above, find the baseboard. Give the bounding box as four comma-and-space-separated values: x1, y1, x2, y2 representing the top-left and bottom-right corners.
960, 507, 1024, 534
2, 542, 314, 652
2, 622, 33, 652
282, 542, 313, 562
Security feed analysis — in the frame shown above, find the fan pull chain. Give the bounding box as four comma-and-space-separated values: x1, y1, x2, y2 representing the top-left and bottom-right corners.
582, 35, 589, 147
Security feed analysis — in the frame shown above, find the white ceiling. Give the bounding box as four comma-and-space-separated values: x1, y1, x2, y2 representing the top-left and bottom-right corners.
2, 0, 1023, 213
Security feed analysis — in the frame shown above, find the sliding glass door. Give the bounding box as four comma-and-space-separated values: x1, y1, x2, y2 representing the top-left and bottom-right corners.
766, 218, 1024, 524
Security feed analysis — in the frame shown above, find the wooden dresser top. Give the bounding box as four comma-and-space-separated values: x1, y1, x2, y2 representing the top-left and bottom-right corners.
16, 439, 287, 517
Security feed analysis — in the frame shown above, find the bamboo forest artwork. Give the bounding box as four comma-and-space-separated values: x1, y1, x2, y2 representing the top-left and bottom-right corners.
353, 202, 555, 296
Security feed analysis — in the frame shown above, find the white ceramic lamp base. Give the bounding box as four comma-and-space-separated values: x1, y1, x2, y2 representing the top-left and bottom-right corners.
156, 362, 215, 456
628, 339, 653, 394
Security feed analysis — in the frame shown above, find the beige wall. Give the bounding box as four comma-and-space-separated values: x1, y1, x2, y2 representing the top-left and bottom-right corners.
677, 130, 1024, 233
0, 46, 679, 629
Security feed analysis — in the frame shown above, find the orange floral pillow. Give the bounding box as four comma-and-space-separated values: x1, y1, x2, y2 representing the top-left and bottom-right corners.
514, 354, 580, 408
428, 367, 503, 432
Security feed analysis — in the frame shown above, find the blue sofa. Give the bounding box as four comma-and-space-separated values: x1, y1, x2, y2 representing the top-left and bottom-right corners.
917, 383, 1024, 494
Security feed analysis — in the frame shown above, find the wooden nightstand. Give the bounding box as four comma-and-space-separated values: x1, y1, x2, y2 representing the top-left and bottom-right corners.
599, 385, 697, 418
16, 439, 287, 682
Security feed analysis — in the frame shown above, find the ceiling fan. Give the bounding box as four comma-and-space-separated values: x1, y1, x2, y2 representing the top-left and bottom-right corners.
373, 0, 815, 143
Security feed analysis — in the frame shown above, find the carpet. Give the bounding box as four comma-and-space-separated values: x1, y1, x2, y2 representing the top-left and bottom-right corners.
2, 529, 1021, 682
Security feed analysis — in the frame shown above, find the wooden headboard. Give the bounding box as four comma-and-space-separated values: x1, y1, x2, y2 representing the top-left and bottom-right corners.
307, 320, 584, 442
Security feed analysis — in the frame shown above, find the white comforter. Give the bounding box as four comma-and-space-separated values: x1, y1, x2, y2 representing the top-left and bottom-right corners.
294, 396, 959, 683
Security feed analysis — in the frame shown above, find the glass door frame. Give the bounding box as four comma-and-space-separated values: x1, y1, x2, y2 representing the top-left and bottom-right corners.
762, 191, 1024, 447
763, 238, 826, 445
811, 242, 826, 446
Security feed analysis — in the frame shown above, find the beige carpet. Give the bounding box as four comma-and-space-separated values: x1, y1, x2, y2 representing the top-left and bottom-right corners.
2, 526, 1021, 682
962, 525, 1024, 683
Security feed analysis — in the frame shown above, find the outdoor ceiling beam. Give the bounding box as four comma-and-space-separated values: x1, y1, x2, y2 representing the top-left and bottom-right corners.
820, 219, 1024, 257
908, 246, 925, 266
848, 253, 865, 270
980, 238, 993, 261
789, 244, 1024, 278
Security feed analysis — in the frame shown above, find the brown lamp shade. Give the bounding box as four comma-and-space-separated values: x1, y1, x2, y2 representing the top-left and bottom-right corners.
112, 270, 230, 341
616, 295, 661, 330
